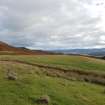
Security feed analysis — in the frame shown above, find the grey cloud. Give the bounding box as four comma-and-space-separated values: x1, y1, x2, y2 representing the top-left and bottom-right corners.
0, 0, 104, 49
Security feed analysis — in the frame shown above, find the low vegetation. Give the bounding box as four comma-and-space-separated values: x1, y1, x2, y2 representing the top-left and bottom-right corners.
0, 55, 105, 73
0, 55, 105, 105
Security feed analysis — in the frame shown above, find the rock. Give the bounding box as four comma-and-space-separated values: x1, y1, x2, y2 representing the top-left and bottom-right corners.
37, 95, 50, 104
7, 73, 17, 80
7, 70, 17, 80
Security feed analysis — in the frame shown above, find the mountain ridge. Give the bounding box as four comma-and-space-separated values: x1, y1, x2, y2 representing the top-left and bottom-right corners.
51, 48, 105, 56
0, 41, 53, 55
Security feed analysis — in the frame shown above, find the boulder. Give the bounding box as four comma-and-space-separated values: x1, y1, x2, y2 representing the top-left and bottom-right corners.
37, 95, 50, 104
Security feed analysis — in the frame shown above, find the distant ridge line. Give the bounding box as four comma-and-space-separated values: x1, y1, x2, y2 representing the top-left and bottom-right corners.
0, 41, 54, 55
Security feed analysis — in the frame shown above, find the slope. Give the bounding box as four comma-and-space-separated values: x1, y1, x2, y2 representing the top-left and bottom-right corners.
0, 58, 105, 105
0, 41, 53, 55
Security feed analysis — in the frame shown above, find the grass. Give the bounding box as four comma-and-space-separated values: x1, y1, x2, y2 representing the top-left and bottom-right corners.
0, 61, 105, 105
0, 55, 105, 105
0, 55, 105, 73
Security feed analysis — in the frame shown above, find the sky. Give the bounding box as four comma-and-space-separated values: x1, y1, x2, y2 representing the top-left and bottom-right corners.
0, 0, 105, 50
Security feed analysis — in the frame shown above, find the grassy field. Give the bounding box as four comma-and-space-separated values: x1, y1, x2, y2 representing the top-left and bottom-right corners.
0, 55, 105, 73
0, 55, 105, 105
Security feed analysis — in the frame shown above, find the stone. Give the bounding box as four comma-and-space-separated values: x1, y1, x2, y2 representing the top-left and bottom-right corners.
37, 95, 50, 104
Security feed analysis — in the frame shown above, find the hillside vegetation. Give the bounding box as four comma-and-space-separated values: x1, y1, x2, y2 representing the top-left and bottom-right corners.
0, 41, 53, 55
0, 55, 105, 105
0, 55, 105, 73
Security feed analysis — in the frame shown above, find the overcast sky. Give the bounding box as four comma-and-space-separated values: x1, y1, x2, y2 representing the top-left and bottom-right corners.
0, 0, 105, 49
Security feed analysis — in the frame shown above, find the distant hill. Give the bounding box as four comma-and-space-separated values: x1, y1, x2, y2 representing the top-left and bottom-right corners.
1, 41, 105, 56
0, 41, 53, 55
51, 48, 105, 57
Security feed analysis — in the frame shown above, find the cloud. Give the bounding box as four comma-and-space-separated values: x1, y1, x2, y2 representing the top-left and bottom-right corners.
0, 0, 105, 49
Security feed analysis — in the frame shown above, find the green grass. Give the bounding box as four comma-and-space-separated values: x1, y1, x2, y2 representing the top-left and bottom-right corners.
0, 62, 105, 105
0, 55, 105, 73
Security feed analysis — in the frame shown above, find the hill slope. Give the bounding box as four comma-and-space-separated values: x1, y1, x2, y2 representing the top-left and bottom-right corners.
0, 55, 105, 105
0, 41, 52, 55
